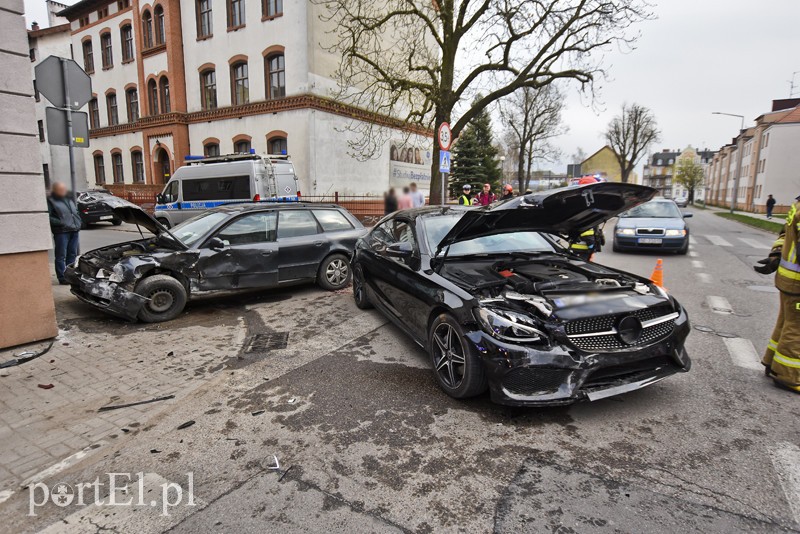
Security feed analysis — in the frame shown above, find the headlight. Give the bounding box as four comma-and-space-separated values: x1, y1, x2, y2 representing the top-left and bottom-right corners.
617, 228, 635, 236
476, 307, 548, 344
665, 229, 687, 236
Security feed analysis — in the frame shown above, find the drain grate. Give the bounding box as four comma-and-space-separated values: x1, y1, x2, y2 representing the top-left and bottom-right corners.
244, 332, 289, 353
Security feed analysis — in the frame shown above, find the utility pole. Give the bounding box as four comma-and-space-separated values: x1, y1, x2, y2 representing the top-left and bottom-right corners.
790, 71, 800, 98
712, 112, 745, 213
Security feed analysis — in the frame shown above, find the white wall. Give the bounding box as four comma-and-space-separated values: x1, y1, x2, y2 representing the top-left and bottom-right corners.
759, 124, 800, 206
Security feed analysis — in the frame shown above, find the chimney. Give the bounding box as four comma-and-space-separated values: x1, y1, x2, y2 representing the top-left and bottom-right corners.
31, 21, 39, 31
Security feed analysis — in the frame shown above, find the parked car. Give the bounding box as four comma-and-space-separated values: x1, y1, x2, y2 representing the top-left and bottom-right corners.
352, 183, 691, 406
76, 190, 123, 227
66, 199, 366, 322
613, 198, 692, 254
673, 197, 689, 208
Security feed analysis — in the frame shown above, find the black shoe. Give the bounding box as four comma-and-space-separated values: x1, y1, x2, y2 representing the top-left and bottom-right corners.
58, 280, 69, 286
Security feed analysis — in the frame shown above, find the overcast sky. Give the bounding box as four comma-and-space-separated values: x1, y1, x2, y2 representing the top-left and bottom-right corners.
24, 0, 800, 173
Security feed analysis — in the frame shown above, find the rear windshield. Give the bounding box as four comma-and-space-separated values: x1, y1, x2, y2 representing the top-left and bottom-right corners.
182, 176, 251, 201
421, 213, 555, 256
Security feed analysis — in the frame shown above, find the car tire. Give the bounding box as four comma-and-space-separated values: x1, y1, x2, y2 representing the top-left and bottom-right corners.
317, 253, 352, 291
157, 217, 171, 229
677, 239, 689, 255
613, 240, 621, 253
352, 263, 373, 309
135, 274, 187, 323
111, 217, 122, 226
428, 313, 488, 399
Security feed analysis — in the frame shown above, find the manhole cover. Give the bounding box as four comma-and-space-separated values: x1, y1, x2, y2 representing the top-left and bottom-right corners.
245, 332, 289, 353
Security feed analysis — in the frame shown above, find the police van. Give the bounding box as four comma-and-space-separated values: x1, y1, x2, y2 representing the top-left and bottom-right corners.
154, 152, 300, 227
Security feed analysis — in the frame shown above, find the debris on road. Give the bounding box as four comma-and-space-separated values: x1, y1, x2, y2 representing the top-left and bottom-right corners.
177, 420, 195, 430
98, 394, 175, 412
251, 410, 265, 416
150, 449, 161, 454
37, 383, 54, 390
0, 340, 55, 369
288, 398, 296, 404
278, 465, 294, 482
167, 351, 174, 357
265, 455, 281, 471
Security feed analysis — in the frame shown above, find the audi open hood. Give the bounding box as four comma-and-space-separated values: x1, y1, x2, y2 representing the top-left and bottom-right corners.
105, 197, 187, 250
436, 183, 657, 254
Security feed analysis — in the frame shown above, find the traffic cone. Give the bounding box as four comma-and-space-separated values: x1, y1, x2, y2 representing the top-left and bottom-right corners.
650, 258, 665, 288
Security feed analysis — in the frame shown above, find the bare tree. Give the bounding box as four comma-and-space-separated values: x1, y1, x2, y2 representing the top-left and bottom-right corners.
499, 85, 566, 192
604, 102, 660, 183
314, 0, 652, 203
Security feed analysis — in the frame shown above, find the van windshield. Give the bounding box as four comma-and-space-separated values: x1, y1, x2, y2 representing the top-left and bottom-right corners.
170, 212, 229, 246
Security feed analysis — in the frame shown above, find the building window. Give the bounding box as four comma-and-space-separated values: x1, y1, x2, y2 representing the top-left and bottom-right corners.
107, 92, 119, 125
126, 88, 139, 122
37, 120, 45, 142
97, 6, 109, 18
159, 77, 170, 113
118, 0, 130, 8
204, 143, 220, 156
142, 10, 153, 48
200, 69, 217, 109
29, 48, 36, 62
112, 153, 124, 183
234, 139, 251, 153
34, 80, 40, 101
79, 15, 90, 27
43, 163, 50, 188
148, 79, 159, 115
82, 40, 94, 73
227, 0, 244, 28
269, 137, 287, 155
266, 54, 285, 99
100, 32, 113, 69
132, 150, 145, 182
94, 154, 106, 184
121, 25, 134, 61
197, 0, 212, 37
231, 61, 248, 105
263, 0, 282, 18
89, 98, 100, 128
154, 5, 166, 45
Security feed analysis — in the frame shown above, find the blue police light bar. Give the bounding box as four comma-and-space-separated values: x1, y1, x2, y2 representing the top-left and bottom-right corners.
282, 149, 287, 155
250, 148, 256, 154
184, 155, 205, 161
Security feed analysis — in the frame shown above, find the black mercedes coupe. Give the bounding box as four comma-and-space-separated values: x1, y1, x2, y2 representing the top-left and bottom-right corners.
352, 183, 691, 406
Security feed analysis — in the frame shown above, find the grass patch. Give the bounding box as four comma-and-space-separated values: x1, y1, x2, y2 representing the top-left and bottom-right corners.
715, 212, 784, 234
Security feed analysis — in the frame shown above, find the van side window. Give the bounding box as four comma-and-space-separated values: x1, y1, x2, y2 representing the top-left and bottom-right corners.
216, 212, 276, 245
277, 210, 319, 238
312, 209, 353, 232
182, 176, 251, 201
163, 180, 179, 202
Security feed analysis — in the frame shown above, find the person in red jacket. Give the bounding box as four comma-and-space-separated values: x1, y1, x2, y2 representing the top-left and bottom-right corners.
476, 183, 497, 206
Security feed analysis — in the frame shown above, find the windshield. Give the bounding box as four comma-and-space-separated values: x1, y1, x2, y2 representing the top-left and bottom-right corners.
620, 201, 682, 219
170, 212, 228, 246
422, 213, 556, 256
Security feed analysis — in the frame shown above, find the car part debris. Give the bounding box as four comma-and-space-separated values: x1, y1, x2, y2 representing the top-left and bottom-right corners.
251, 410, 265, 416
150, 449, 161, 454
266, 455, 281, 471
278, 465, 294, 482
98, 394, 175, 412
177, 420, 195, 430
167, 351, 174, 357
287, 398, 296, 404
0, 341, 55, 369
37, 383, 54, 390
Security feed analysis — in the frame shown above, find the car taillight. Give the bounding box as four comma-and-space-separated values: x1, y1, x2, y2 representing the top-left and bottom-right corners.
82, 209, 89, 213
297, 191, 301, 199
253, 194, 261, 202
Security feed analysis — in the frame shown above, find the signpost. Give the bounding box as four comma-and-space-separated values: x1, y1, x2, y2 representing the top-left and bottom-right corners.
437, 122, 452, 206
35, 56, 92, 193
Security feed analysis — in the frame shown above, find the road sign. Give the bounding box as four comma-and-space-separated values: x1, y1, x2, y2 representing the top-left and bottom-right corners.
45, 107, 89, 147
35, 56, 92, 110
438, 122, 452, 151
439, 150, 451, 173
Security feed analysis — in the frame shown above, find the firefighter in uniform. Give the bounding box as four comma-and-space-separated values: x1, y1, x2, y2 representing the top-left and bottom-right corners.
569, 228, 604, 261
458, 184, 472, 205
756, 195, 800, 392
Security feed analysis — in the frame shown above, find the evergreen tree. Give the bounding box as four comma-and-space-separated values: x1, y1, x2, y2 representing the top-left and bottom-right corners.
450, 107, 502, 199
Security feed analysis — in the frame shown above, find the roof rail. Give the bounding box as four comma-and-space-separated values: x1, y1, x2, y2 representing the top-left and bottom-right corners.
185, 152, 292, 165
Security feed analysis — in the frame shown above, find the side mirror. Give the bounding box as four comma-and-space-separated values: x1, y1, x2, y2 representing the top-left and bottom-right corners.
156, 194, 165, 204
208, 237, 227, 251
683, 213, 693, 218
386, 242, 414, 258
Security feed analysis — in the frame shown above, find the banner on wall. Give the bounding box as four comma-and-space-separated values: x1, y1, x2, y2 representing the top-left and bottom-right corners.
389, 141, 432, 192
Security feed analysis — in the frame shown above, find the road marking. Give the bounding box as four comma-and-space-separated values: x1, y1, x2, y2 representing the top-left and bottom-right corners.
706, 235, 733, 247
688, 250, 698, 257
691, 260, 705, 269
738, 237, 770, 250
770, 442, 800, 525
689, 236, 698, 246
696, 272, 713, 284
19, 441, 107, 489
707, 296, 732, 314
722, 337, 762, 371
0, 490, 12, 505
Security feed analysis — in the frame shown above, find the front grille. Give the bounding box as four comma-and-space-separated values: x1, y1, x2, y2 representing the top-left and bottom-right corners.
502, 368, 570, 396
566, 307, 675, 352
636, 228, 665, 236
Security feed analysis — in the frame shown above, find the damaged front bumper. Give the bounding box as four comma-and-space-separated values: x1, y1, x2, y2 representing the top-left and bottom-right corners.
65, 267, 147, 321
466, 308, 691, 407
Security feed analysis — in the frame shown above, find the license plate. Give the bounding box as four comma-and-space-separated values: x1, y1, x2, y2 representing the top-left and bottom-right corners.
638, 238, 662, 244
99, 215, 113, 220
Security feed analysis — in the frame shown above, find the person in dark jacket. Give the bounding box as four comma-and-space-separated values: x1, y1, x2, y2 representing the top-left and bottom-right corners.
47, 182, 82, 284
384, 188, 398, 214
766, 194, 776, 219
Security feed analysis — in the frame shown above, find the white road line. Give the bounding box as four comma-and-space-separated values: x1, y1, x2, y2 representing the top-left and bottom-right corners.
19, 441, 107, 489
738, 237, 770, 250
696, 272, 713, 284
706, 235, 733, 247
770, 442, 800, 525
688, 251, 698, 257
722, 337, 763, 371
689, 236, 698, 246
691, 260, 706, 269
707, 296, 732, 314
0, 489, 13, 505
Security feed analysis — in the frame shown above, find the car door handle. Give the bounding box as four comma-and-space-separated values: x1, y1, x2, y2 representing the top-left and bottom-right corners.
261, 250, 273, 255
314, 241, 324, 247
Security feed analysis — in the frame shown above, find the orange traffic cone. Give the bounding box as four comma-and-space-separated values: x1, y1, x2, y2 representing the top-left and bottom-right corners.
650, 258, 665, 288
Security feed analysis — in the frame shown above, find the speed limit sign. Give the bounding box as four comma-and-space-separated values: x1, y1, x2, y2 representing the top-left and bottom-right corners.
438, 122, 452, 151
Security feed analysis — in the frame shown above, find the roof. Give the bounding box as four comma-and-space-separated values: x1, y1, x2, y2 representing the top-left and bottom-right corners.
57, 0, 111, 18
28, 23, 70, 38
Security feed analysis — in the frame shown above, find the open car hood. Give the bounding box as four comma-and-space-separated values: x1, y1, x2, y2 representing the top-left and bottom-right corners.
437, 183, 657, 254
105, 197, 187, 250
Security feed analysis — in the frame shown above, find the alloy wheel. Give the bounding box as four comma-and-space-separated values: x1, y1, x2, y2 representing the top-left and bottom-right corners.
326, 259, 349, 287
432, 323, 466, 389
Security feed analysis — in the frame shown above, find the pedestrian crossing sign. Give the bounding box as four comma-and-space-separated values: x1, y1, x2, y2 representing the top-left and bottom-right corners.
439, 150, 451, 173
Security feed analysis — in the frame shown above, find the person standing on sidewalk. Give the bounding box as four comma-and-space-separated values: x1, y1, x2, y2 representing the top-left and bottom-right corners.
766, 194, 776, 219
409, 182, 426, 208
47, 182, 82, 285
384, 188, 398, 215
476, 183, 497, 206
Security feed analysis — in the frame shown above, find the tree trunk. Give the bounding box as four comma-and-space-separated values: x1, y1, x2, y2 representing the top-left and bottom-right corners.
517, 150, 525, 193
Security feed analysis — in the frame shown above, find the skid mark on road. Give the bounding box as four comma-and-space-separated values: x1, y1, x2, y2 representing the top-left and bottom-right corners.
696, 273, 713, 284
707, 296, 732, 314
738, 237, 770, 250
706, 235, 733, 247
770, 442, 800, 525
722, 337, 762, 371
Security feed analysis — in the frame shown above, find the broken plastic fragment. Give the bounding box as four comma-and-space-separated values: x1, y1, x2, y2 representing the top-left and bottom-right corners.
37, 383, 54, 390
177, 420, 195, 430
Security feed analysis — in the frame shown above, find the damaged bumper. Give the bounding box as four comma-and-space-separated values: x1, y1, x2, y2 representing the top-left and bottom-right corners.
466, 308, 691, 407
65, 267, 146, 321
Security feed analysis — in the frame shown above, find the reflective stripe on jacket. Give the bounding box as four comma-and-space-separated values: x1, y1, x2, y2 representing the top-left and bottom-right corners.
776, 202, 800, 293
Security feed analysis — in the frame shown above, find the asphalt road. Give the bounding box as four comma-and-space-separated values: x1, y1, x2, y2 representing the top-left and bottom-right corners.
17, 207, 800, 533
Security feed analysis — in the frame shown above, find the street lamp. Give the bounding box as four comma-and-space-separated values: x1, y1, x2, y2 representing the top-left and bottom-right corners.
712, 112, 746, 213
